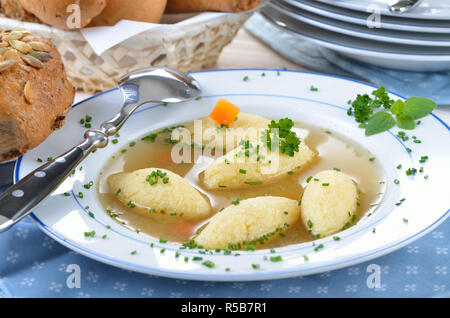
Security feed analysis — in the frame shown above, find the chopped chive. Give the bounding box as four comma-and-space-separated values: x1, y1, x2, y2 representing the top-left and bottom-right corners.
314, 244, 324, 252
395, 198, 406, 206
83, 181, 94, 189
244, 181, 262, 185
202, 260, 215, 268
270, 256, 282, 262
84, 231, 95, 237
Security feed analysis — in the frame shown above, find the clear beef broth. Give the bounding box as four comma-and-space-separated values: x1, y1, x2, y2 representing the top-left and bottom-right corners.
97, 121, 382, 249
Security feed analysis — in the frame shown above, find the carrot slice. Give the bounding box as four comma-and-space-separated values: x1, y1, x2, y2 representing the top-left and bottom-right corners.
209, 99, 240, 125
156, 153, 173, 164
173, 222, 195, 238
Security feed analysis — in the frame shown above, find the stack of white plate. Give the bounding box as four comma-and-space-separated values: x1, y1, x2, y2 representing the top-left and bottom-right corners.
261, 0, 450, 71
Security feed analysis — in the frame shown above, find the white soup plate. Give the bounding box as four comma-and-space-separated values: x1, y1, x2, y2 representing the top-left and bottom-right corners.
14, 69, 450, 281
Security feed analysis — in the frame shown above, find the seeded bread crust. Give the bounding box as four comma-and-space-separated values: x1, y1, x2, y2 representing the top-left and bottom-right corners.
0, 31, 74, 162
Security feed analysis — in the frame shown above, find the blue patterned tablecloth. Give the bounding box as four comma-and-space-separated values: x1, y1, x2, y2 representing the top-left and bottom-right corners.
0, 163, 449, 298
1, 14, 450, 298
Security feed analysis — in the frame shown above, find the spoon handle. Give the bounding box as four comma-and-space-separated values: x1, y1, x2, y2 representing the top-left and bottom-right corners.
0, 130, 108, 232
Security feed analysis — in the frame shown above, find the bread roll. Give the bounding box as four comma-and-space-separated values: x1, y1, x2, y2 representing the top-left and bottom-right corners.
17, 0, 107, 29
0, 0, 40, 23
0, 30, 75, 161
89, 0, 167, 26
166, 0, 262, 13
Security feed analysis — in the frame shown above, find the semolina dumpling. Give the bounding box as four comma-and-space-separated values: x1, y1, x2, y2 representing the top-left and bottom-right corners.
108, 168, 211, 220
203, 141, 315, 189
301, 170, 359, 237
194, 196, 300, 249
183, 113, 271, 153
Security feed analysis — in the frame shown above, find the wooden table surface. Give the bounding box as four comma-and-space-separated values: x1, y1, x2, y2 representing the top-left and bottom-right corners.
217, 29, 309, 71
75, 28, 308, 103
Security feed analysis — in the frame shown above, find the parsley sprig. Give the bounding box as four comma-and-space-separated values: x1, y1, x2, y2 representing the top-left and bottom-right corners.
347, 86, 436, 136
262, 118, 301, 156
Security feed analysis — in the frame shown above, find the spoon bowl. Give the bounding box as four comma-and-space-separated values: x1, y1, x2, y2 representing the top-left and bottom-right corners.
118, 67, 201, 106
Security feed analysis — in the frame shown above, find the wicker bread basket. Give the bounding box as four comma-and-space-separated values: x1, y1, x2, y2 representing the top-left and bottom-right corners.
0, 12, 252, 92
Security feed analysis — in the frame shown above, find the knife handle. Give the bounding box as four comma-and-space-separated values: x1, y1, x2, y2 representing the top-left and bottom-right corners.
0, 129, 108, 232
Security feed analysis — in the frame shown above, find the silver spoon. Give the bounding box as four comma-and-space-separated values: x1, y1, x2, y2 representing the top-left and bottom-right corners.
0, 67, 201, 232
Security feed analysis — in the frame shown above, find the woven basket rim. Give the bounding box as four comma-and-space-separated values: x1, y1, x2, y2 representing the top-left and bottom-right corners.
0, 11, 252, 44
